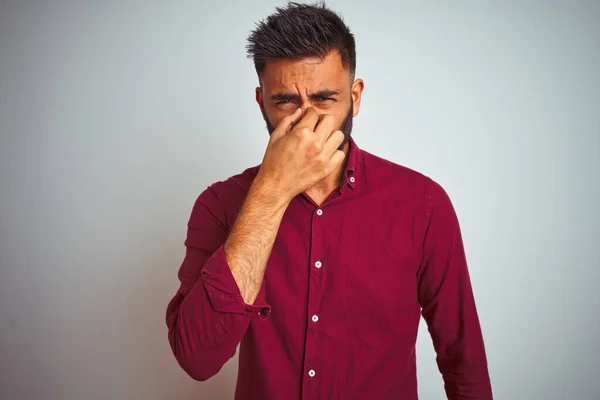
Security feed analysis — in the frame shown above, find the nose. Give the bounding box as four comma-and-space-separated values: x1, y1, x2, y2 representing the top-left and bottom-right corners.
299, 104, 321, 117
299, 102, 310, 113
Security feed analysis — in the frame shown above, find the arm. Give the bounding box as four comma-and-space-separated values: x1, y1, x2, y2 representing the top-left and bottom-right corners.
166, 106, 344, 381
165, 178, 290, 381
225, 177, 291, 305
417, 179, 493, 399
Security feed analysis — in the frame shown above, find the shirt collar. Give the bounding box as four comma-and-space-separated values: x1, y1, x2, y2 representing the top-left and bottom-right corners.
343, 135, 362, 190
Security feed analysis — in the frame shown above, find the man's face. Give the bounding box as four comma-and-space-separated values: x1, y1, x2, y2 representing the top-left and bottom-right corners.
256, 50, 358, 151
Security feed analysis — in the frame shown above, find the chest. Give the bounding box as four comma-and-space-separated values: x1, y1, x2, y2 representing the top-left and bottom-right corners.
262, 195, 423, 328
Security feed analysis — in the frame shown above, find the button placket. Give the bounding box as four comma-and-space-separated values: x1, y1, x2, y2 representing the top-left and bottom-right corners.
302, 207, 325, 398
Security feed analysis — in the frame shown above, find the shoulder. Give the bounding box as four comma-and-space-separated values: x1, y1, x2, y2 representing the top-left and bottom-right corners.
195, 164, 261, 228
360, 149, 436, 194
207, 164, 261, 197
360, 149, 455, 213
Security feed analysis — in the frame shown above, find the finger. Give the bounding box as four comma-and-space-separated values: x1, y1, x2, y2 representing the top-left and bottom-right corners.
313, 114, 338, 143
292, 107, 320, 132
328, 148, 346, 168
270, 108, 302, 140
285, 107, 303, 133
322, 129, 346, 159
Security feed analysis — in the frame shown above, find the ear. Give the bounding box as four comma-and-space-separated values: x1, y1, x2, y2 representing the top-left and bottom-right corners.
256, 86, 264, 114
350, 78, 364, 117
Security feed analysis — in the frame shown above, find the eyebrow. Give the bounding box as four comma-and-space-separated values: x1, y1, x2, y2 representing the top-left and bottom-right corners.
270, 89, 341, 102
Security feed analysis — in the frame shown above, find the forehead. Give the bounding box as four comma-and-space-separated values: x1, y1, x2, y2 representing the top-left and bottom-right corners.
261, 50, 348, 93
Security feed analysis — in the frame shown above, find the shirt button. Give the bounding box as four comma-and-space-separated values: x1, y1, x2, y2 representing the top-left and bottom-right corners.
316, 209, 323, 216
312, 315, 319, 322
350, 176, 355, 183
315, 261, 322, 269
308, 369, 316, 377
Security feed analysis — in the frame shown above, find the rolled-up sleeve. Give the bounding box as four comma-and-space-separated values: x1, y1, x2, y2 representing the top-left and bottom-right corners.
166, 183, 270, 381
417, 179, 493, 399
201, 245, 271, 317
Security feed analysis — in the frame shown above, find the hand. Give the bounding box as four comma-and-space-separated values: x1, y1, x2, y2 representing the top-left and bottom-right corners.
255, 107, 346, 202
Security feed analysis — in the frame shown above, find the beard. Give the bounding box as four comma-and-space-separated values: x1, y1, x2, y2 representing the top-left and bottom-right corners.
262, 103, 353, 151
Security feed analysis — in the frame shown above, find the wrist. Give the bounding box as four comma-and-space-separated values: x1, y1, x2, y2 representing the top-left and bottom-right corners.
251, 173, 293, 209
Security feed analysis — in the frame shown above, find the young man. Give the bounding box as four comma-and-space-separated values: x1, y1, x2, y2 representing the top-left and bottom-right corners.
166, 2, 493, 399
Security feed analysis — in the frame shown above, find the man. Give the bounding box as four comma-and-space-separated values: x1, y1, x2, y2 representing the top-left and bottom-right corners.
166, 2, 493, 399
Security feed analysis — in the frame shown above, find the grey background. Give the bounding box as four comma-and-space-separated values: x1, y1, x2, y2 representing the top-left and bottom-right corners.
1, 0, 599, 399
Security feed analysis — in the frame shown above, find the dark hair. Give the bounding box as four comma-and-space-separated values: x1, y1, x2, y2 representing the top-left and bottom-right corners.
246, 1, 356, 83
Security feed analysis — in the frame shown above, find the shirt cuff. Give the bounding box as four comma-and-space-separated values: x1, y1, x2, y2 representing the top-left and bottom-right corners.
201, 245, 271, 319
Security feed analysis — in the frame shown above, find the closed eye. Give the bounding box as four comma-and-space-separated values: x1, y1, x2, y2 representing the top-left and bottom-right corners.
276, 100, 295, 106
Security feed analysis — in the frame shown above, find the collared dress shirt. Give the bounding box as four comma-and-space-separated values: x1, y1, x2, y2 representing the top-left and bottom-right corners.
166, 136, 493, 399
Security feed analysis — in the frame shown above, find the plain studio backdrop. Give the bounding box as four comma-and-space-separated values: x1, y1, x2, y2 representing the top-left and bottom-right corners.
1, 1, 598, 399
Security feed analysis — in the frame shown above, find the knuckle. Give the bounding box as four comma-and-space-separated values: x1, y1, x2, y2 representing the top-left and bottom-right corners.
311, 140, 323, 153
299, 126, 312, 135
316, 153, 328, 166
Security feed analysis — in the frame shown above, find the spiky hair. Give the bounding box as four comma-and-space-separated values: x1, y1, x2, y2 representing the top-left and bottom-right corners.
246, 1, 356, 82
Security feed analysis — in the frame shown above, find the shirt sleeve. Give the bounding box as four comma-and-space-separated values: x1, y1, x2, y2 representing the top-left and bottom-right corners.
417, 179, 494, 399
165, 183, 271, 381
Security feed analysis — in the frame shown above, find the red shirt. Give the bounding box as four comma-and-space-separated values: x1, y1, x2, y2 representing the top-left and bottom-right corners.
166, 136, 493, 399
